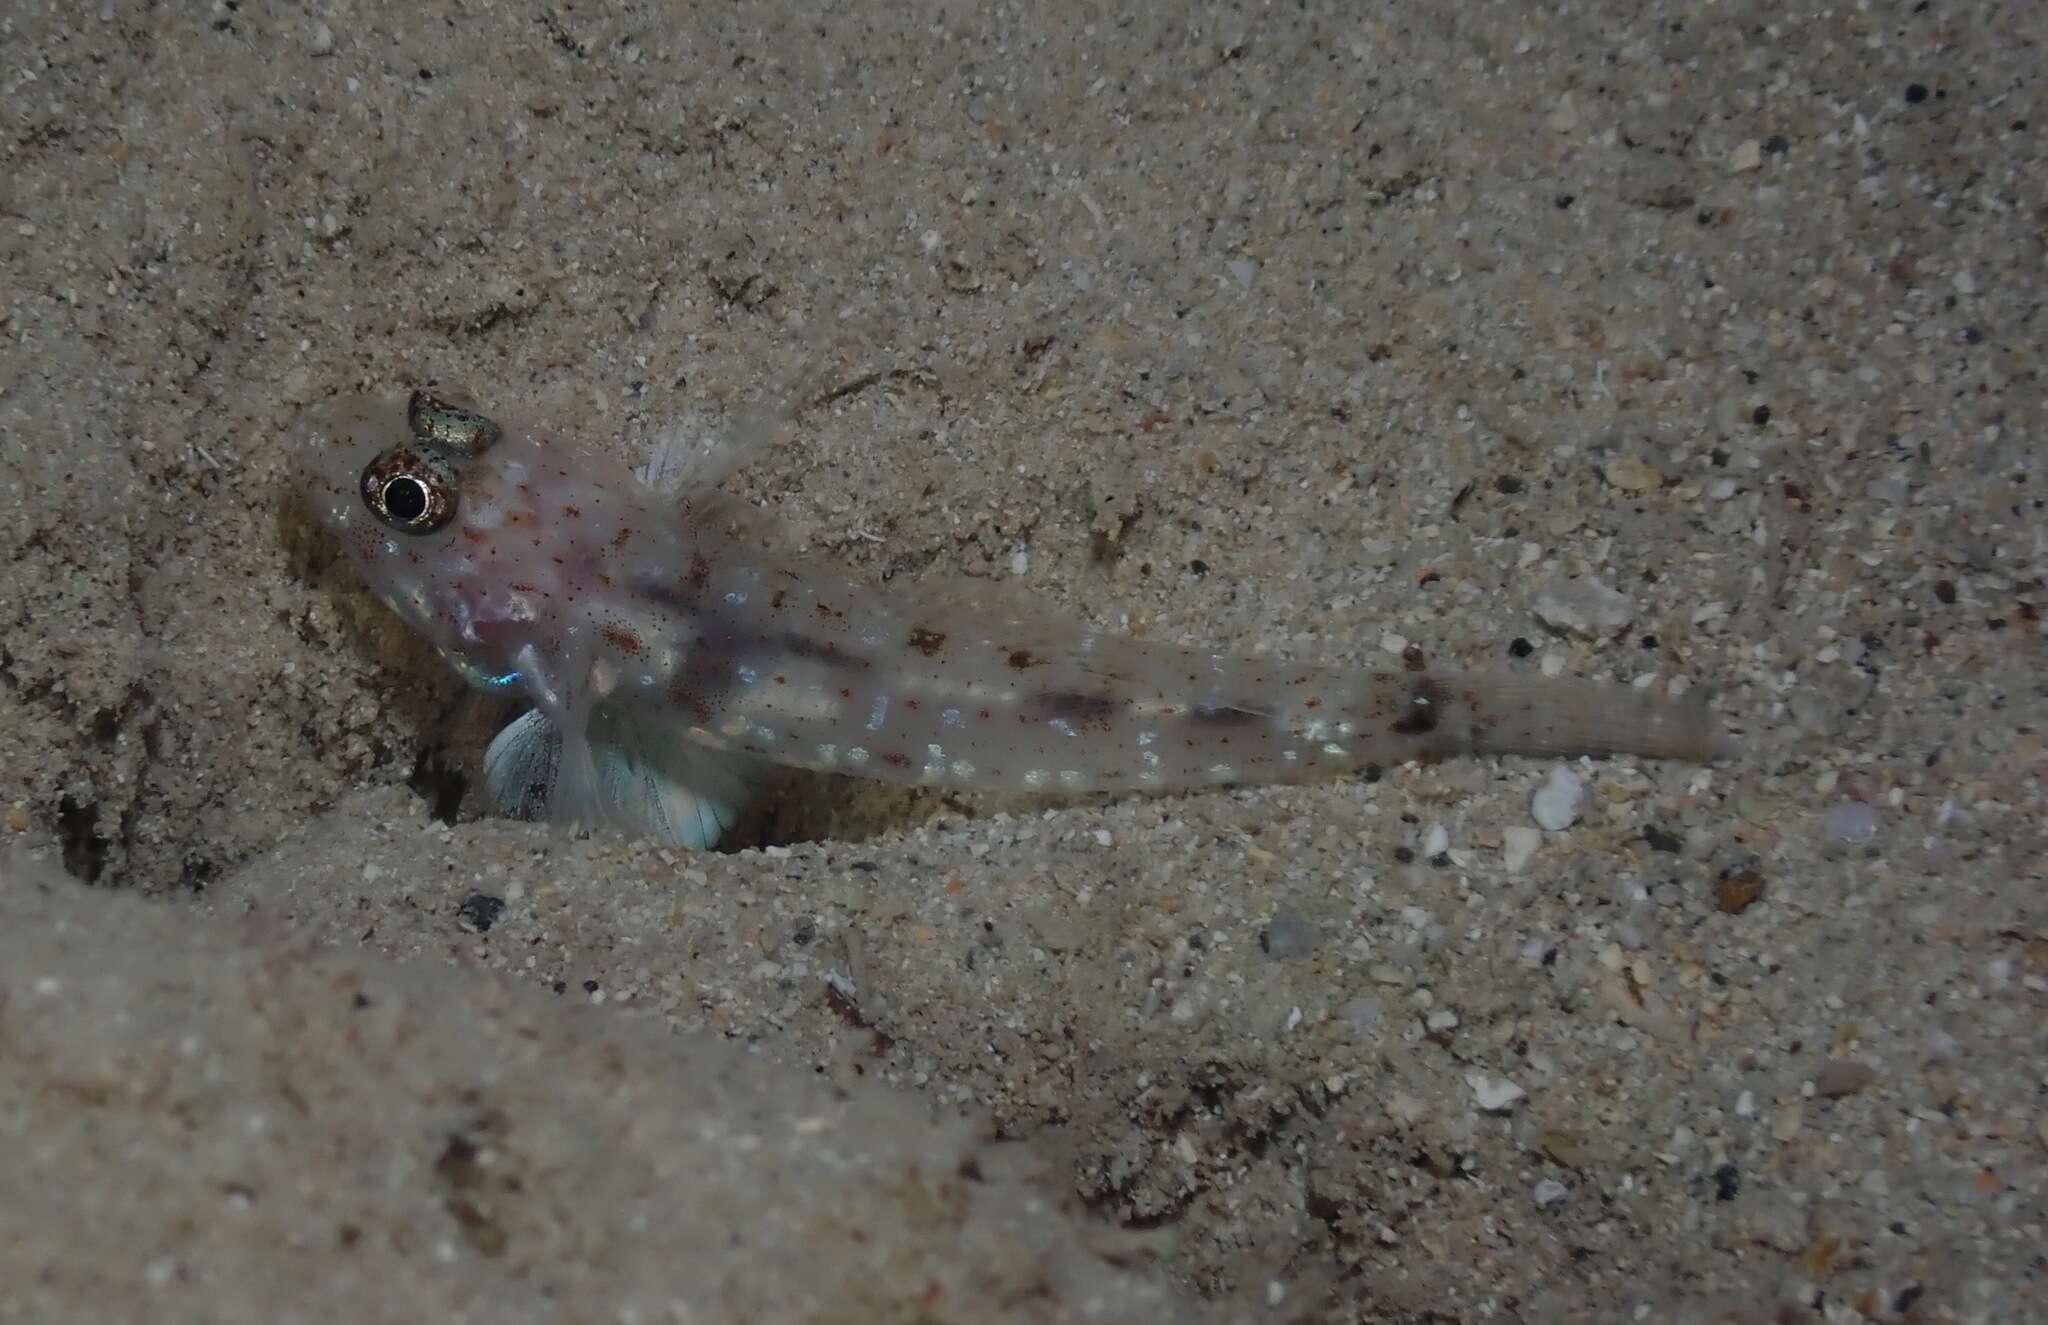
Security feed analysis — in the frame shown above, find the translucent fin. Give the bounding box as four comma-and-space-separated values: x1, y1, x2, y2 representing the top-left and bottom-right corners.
636, 398, 794, 493
483, 708, 760, 850
1459, 671, 1725, 763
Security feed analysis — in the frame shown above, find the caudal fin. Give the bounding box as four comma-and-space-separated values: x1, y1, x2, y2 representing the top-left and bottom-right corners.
1460, 671, 1725, 763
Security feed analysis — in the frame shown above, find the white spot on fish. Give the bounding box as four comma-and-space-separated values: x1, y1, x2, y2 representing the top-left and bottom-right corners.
866, 693, 889, 732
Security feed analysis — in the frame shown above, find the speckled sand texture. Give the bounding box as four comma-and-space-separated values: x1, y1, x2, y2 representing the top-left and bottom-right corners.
2, 2, 2043, 1322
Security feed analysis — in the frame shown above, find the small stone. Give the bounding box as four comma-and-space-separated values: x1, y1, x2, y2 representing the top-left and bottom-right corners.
1604, 454, 1665, 492
1260, 907, 1316, 959
1823, 802, 1879, 844
1729, 139, 1763, 173
1531, 765, 1586, 831
1953, 269, 1978, 296
310, 22, 335, 55
1539, 1129, 1587, 1168
1533, 577, 1635, 638
1533, 1179, 1569, 1208
1344, 995, 1383, 1036
1466, 1073, 1527, 1113
1425, 1007, 1459, 1033
1715, 867, 1766, 914
456, 893, 506, 932
1812, 1059, 1878, 1098
1422, 823, 1449, 858
1502, 825, 1542, 873
1772, 1101, 1804, 1141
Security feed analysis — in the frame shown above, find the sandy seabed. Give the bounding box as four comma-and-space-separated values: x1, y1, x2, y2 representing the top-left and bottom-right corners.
2, 3, 2042, 1321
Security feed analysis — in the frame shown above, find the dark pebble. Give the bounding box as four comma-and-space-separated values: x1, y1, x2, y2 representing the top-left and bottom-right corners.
456, 893, 506, 933
1715, 868, 1766, 914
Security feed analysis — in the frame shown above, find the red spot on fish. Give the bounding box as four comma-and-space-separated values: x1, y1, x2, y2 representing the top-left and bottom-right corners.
600, 625, 643, 655
663, 677, 712, 723
563, 503, 581, 518
1006, 648, 1043, 670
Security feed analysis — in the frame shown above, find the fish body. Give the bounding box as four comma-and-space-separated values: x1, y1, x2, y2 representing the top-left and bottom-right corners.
293, 388, 1722, 848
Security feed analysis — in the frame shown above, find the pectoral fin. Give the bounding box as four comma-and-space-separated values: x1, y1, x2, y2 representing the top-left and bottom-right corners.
483, 707, 761, 851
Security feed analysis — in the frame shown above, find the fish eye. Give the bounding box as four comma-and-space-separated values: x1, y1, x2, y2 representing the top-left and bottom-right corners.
360, 446, 457, 533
